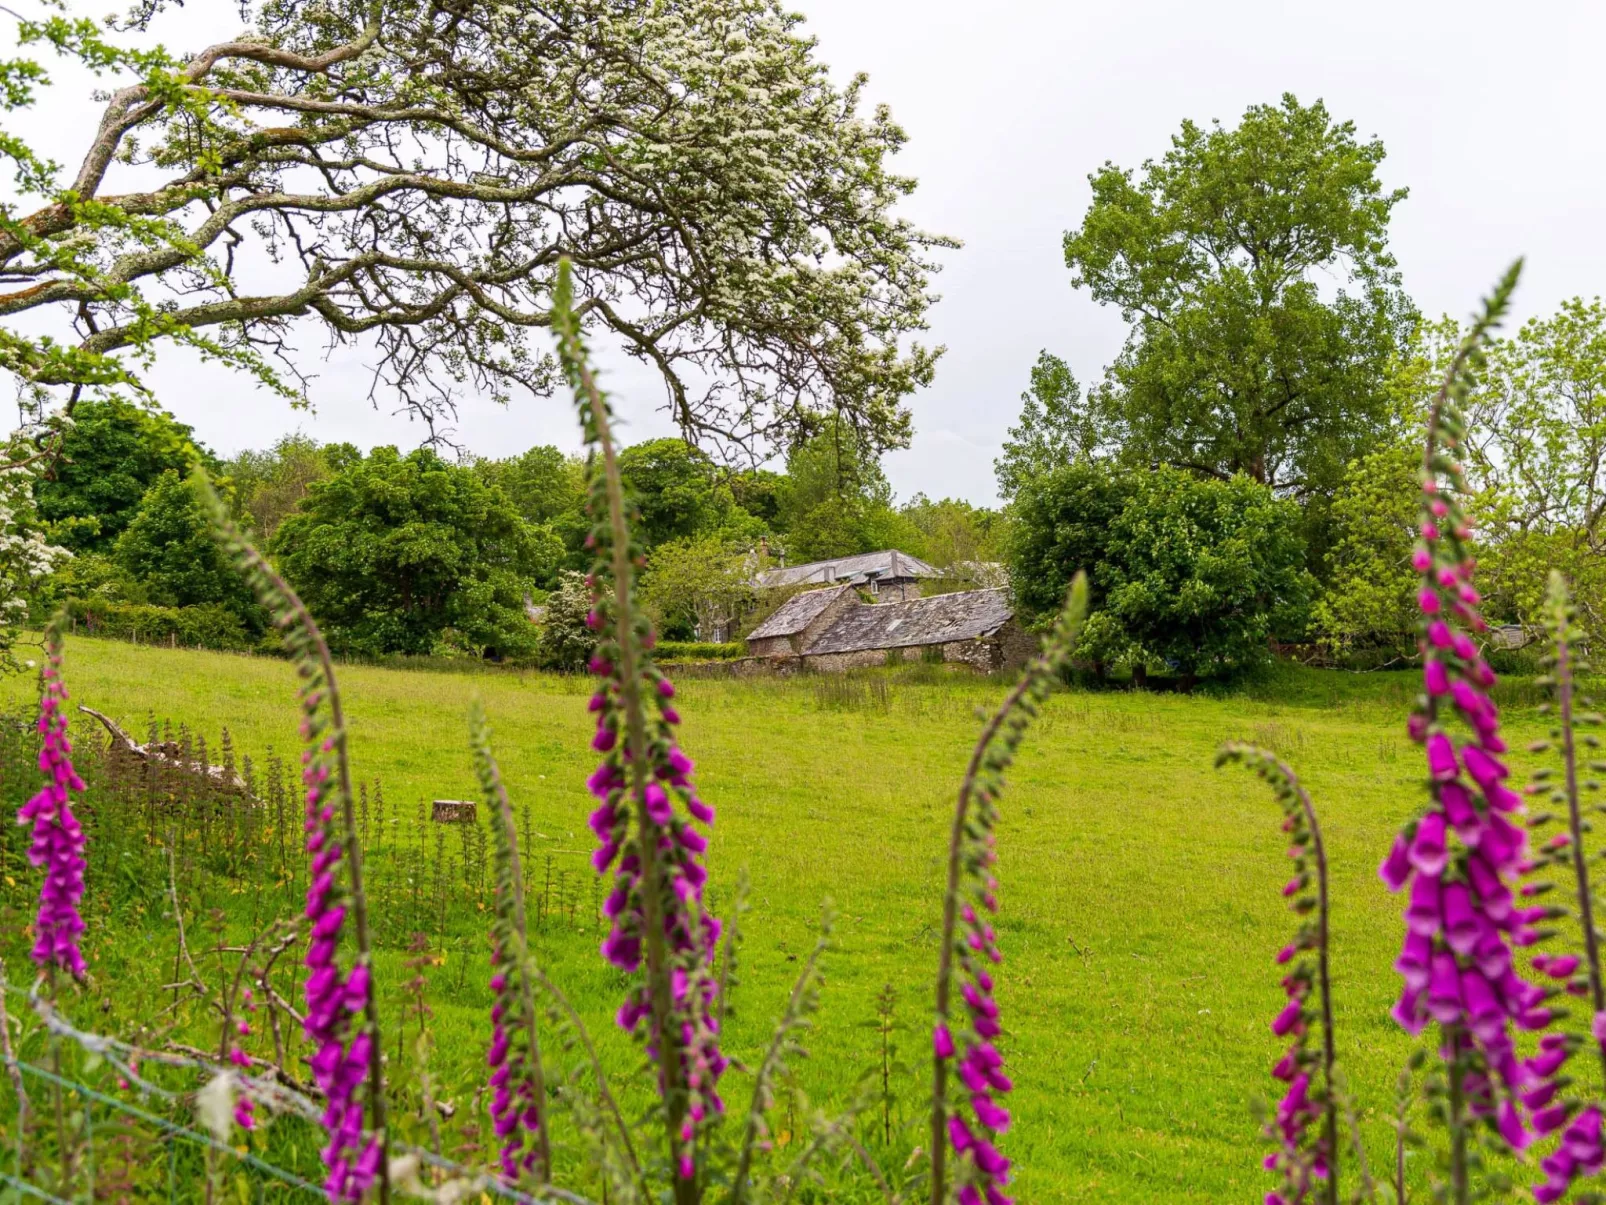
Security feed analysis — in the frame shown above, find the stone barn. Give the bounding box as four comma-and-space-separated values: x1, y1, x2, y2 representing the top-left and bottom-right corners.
744, 586, 1033, 673
753, 549, 939, 602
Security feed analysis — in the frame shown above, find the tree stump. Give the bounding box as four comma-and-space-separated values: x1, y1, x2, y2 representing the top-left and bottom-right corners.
432, 800, 477, 824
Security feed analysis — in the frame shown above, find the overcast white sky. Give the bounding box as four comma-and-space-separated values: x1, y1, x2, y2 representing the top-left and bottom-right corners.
18, 1, 1606, 505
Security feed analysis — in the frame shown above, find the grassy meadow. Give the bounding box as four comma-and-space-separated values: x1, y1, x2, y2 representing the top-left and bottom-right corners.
0, 636, 1566, 1201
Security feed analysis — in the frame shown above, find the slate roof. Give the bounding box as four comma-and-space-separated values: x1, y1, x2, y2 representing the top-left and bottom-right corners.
754, 549, 940, 590
801, 588, 1014, 656
745, 584, 852, 640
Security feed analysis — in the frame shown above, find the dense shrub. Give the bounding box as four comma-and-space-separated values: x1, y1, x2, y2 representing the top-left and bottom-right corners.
64, 599, 251, 650
270, 446, 560, 657
1009, 462, 1311, 680
115, 472, 261, 626
655, 641, 747, 662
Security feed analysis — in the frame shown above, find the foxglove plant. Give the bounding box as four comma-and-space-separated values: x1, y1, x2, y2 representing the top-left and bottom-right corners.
20, 619, 87, 981
1217, 744, 1336, 1205
469, 701, 552, 1186
201, 480, 389, 1203
930, 573, 1087, 1205
1378, 262, 1539, 1198
551, 261, 724, 1199
1518, 571, 1606, 1202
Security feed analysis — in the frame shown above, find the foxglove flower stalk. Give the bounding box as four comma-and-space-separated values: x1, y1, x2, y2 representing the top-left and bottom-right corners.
200, 480, 388, 1203
930, 574, 1088, 1205
230, 988, 257, 1131
1218, 745, 1336, 1205
1516, 572, 1606, 1203
20, 621, 87, 980
1378, 264, 1535, 1191
552, 263, 723, 1193
470, 703, 551, 1185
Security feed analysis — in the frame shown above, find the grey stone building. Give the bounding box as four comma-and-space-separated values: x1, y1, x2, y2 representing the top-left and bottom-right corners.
745, 585, 1033, 673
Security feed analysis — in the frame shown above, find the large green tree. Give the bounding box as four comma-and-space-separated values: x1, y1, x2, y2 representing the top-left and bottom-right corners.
474, 447, 586, 528
774, 420, 919, 560
35, 399, 215, 552
115, 472, 259, 621
0, 0, 946, 458
616, 439, 762, 550
1098, 469, 1311, 681
1458, 297, 1606, 639
1063, 94, 1413, 499
225, 436, 359, 541
270, 447, 562, 656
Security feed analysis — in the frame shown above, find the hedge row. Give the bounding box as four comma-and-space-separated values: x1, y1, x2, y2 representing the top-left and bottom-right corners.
63, 600, 259, 652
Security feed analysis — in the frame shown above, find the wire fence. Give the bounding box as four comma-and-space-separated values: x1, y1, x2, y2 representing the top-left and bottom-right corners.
2, 975, 594, 1204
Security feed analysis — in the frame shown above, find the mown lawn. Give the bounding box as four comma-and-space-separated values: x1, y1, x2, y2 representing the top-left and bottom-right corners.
0, 636, 1562, 1201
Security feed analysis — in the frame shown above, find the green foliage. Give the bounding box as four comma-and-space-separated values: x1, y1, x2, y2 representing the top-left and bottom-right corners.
1009, 463, 1310, 680
114, 472, 259, 622
35, 399, 214, 552
994, 351, 1091, 499
1311, 442, 1420, 653
1006, 461, 1135, 623
270, 447, 559, 657
640, 535, 758, 641
1099, 469, 1312, 679
224, 435, 354, 541
1459, 297, 1606, 644
776, 421, 916, 561
897, 494, 1002, 570
533, 570, 597, 672
1063, 94, 1414, 498
61, 598, 251, 650
654, 641, 747, 662
616, 438, 762, 549
474, 445, 586, 527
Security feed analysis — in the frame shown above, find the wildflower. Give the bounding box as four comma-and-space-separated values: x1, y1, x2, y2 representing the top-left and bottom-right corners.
471, 704, 551, 1184
932, 576, 1090, 1205
554, 263, 723, 1181
1380, 266, 1538, 1167
199, 483, 387, 1203
1220, 745, 1336, 1201
19, 626, 87, 980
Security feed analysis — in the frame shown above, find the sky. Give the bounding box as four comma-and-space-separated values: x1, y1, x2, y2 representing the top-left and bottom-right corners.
15, 0, 1606, 506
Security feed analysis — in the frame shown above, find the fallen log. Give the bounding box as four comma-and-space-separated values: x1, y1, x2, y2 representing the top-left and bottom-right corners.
77, 705, 254, 799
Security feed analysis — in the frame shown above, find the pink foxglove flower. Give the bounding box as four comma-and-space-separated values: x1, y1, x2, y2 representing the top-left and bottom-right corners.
554, 265, 724, 1182
1219, 745, 1336, 1203
200, 480, 388, 1202
1381, 266, 1539, 1165
931, 575, 1089, 1205
20, 627, 87, 980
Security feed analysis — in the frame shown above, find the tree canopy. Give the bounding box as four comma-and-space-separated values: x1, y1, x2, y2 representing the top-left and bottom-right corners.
35, 399, 214, 552
0, 0, 948, 458
270, 446, 562, 656
994, 352, 1090, 500
115, 471, 259, 621
1062, 94, 1413, 498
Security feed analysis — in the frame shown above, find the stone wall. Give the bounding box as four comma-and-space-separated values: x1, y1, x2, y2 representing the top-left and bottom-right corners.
996, 619, 1038, 671
801, 647, 890, 672
747, 634, 797, 658
941, 636, 998, 672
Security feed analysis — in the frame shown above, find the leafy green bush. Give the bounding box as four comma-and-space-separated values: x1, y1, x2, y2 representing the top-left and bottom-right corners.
64, 599, 251, 650
654, 640, 746, 662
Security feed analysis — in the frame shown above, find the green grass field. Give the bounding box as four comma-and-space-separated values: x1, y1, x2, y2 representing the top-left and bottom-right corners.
0, 636, 1566, 1201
